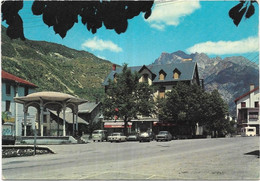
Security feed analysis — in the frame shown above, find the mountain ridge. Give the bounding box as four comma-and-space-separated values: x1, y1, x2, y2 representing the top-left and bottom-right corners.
1, 26, 114, 101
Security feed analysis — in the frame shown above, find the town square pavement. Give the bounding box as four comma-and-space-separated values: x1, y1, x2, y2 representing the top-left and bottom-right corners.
2, 136, 259, 180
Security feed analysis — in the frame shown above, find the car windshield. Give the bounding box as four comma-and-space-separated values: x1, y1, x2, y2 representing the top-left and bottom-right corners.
93, 130, 102, 134
129, 133, 137, 135
159, 131, 168, 135
141, 132, 148, 136
112, 133, 121, 136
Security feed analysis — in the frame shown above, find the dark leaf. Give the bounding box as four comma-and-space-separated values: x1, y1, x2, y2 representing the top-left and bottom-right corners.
233, 6, 247, 26
144, 9, 152, 19
245, 3, 255, 19
229, 2, 244, 19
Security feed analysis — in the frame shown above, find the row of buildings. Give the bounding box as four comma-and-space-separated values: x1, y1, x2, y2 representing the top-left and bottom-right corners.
2, 60, 259, 139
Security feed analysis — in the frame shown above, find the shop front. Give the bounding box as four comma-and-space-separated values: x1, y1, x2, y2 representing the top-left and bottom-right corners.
131, 118, 158, 134
104, 121, 132, 135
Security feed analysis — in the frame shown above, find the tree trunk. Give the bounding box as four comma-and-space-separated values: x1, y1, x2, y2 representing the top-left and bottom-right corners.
123, 117, 128, 136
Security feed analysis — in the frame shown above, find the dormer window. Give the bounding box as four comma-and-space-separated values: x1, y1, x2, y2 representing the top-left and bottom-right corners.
173, 69, 181, 79
143, 74, 149, 83
159, 70, 166, 80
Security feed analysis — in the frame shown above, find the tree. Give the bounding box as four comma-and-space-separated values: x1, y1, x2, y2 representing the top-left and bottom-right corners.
2, 1, 257, 40
1, 1, 154, 40
102, 64, 155, 135
158, 83, 231, 137
203, 90, 229, 137
158, 83, 206, 136
2, 111, 11, 124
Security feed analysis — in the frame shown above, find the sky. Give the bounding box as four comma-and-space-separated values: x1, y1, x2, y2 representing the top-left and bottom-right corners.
2, 0, 259, 67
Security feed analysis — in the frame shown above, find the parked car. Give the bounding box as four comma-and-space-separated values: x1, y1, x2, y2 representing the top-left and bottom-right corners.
126, 132, 139, 141
108, 132, 127, 142
156, 131, 172, 141
139, 132, 154, 142
92, 130, 108, 142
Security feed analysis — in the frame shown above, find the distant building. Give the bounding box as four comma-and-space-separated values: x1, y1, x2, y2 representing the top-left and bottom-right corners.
1, 70, 38, 136
49, 101, 102, 136
103, 62, 201, 134
234, 84, 259, 135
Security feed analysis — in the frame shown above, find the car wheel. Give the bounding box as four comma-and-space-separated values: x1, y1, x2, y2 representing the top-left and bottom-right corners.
93, 140, 95, 142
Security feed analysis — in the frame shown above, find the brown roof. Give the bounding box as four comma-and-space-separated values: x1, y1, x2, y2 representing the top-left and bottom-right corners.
2, 70, 38, 88
234, 87, 259, 103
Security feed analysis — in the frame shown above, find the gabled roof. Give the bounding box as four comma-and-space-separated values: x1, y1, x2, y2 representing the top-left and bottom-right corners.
2, 70, 38, 88
234, 87, 259, 103
103, 61, 198, 85
78, 102, 101, 113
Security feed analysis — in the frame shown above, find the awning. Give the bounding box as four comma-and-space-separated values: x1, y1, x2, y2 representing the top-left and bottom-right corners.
131, 118, 158, 122
153, 122, 176, 126
104, 122, 132, 128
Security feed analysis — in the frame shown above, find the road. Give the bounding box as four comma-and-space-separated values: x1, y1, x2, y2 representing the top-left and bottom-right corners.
2, 136, 259, 180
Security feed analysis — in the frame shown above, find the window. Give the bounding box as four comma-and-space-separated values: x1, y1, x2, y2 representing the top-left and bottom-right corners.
255, 102, 259, 108
159, 87, 166, 98
173, 69, 181, 79
173, 72, 179, 79
249, 112, 258, 119
24, 87, 29, 96
159, 70, 166, 80
143, 74, 149, 83
5, 101, 11, 112
241, 102, 246, 108
113, 74, 117, 83
6, 84, 11, 95
159, 73, 165, 80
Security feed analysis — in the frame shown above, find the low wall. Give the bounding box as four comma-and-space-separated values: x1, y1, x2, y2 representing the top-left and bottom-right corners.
2, 145, 55, 158
17, 136, 77, 145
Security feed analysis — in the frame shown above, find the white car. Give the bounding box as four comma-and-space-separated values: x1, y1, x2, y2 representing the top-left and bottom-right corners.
108, 132, 126, 142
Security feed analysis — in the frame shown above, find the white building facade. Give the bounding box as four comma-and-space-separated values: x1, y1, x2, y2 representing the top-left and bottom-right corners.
1, 70, 38, 136
235, 84, 259, 135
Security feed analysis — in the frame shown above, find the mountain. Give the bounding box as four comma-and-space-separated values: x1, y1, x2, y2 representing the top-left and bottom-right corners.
1, 26, 114, 101
153, 50, 259, 116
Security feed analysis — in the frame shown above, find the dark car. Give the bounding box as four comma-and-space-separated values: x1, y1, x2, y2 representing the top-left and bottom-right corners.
139, 132, 154, 142
156, 131, 172, 141
126, 132, 140, 141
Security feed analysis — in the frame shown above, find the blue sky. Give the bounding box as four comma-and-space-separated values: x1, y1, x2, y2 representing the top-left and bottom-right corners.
2, 1, 259, 66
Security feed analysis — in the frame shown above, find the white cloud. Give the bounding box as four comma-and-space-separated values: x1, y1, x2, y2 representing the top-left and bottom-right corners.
81, 36, 122, 52
147, 0, 201, 30
186, 36, 259, 55
97, 55, 106, 60
150, 23, 165, 31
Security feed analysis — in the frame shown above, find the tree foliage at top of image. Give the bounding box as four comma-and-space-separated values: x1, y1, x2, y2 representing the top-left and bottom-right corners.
2, 0, 257, 40
102, 64, 156, 135
229, 0, 258, 26
1, 0, 154, 40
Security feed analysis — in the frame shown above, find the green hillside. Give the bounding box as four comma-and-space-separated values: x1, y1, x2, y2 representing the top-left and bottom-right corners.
1, 26, 113, 101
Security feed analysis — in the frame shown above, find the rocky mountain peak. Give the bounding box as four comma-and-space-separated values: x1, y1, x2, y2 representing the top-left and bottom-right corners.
152, 50, 259, 116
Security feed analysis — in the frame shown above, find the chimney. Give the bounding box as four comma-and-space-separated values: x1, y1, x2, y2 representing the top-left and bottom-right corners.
112, 64, 116, 71
250, 84, 255, 91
